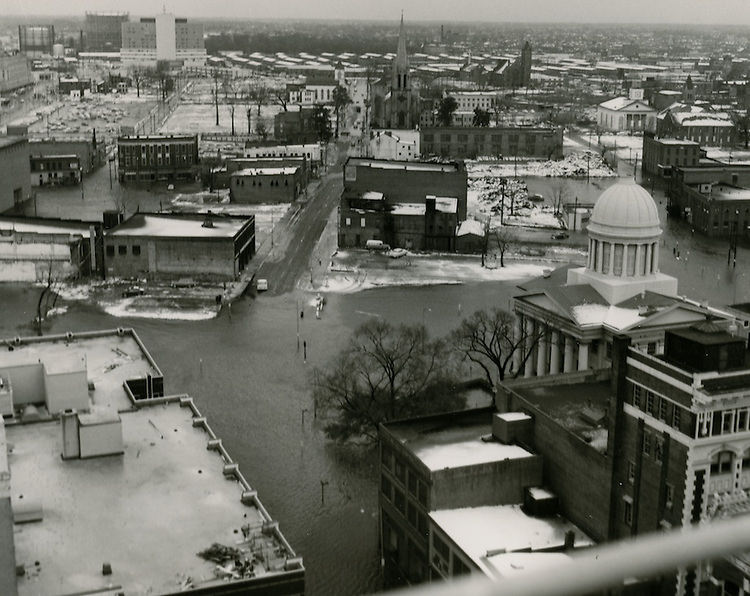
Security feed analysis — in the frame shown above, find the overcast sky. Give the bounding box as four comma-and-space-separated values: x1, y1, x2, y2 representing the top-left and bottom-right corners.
5, 0, 750, 25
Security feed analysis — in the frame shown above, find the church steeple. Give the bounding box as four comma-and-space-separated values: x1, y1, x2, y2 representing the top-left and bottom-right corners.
392, 13, 409, 91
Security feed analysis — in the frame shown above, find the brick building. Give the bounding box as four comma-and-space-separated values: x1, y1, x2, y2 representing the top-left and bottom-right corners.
29, 138, 105, 176
30, 154, 81, 186
642, 133, 700, 178
656, 103, 735, 147
104, 213, 254, 281
117, 135, 198, 183
0, 53, 32, 94
338, 158, 467, 250
273, 107, 319, 144
421, 126, 563, 160
229, 167, 302, 204
0, 136, 31, 213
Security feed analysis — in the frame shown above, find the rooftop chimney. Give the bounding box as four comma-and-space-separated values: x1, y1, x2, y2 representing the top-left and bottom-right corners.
202, 211, 214, 228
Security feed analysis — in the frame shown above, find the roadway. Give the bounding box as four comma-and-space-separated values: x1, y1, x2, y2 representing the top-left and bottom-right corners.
256, 169, 343, 295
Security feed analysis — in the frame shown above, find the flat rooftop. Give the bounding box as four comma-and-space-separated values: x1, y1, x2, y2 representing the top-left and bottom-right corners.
709, 183, 750, 201
107, 214, 251, 239
7, 404, 294, 596
233, 167, 299, 176
0, 217, 93, 238
0, 136, 26, 150
430, 505, 593, 576
512, 379, 611, 453
348, 157, 460, 173
1, 332, 159, 413
386, 409, 534, 472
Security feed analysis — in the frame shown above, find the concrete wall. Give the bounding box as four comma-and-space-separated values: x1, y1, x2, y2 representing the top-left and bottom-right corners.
0, 363, 44, 406
105, 236, 237, 280
230, 171, 299, 204
504, 391, 613, 542
431, 455, 543, 510
0, 139, 31, 213
44, 369, 89, 414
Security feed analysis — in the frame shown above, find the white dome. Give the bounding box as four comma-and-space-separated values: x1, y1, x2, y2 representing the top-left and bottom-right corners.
587, 183, 662, 239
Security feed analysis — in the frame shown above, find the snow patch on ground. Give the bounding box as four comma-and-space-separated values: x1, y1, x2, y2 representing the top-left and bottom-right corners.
468, 152, 616, 179
101, 298, 217, 321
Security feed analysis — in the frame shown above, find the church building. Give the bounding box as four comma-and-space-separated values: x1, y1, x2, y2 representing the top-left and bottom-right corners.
371, 15, 421, 130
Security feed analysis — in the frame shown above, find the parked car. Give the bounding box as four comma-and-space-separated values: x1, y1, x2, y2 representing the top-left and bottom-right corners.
366, 239, 391, 251
256, 279, 268, 292
551, 232, 569, 240
122, 286, 145, 298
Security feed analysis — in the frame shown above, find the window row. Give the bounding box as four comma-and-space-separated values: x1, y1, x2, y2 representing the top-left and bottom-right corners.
381, 446, 428, 506
381, 475, 428, 536
106, 244, 141, 257
235, 178, 288, 187
632, 384, 684, 431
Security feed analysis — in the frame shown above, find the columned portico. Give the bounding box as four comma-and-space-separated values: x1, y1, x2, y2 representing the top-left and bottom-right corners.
549, 330, 561, 375
524, 317, 535, 378
563, 335, 575, 373
536, 325, 548, 377
578, 342, 589, 371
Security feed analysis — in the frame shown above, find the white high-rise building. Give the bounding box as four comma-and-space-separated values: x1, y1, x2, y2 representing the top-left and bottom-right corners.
121, 14, 206, 68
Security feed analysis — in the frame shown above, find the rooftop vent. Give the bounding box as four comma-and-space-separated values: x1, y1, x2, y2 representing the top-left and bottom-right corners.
202, 211, 214, 229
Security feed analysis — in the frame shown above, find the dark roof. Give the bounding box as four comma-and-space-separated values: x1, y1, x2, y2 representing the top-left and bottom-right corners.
667, 325, 743, 346
616, 291, 680, 310
516, 263, 577, 293
546, 284, 608, 318
0, 136, 26, 150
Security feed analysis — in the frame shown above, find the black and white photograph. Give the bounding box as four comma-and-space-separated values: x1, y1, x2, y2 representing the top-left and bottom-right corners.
1, 1, 750, 595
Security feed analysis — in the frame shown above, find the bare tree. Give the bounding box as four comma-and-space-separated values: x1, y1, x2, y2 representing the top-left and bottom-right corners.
35, 261, 60, 336
549, 179, 571, 217
256, 121, 269, 141
492, 226, 516, 268
313, 320, 463, 445
132, 68, 145, 98
249, 84, 268, 117
451, 307, 547, 388
273, 89, 289, 112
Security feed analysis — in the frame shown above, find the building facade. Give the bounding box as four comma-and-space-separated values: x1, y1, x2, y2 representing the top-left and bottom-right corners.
642, 134, 700, 178
30, 155, 81, 186
18, 25, 54, 57
0, 137, 31, 213
371, 16, 420, 129
273, 107, 319, 144
29, 138, 104, 176
597, 95, 656, 132
117, 135, 199, 183
0, 54, 32, 93
104, 213, 254, 281
421, 126, 563, 160
229, 167, 302, 203
657, 104, 735, 147
84, 12, 129, 52
121, 14, 206, 68
368, 130, 420, 161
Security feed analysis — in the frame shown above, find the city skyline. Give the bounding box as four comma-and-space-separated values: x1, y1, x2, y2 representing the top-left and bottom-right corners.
4, 0, 750, 25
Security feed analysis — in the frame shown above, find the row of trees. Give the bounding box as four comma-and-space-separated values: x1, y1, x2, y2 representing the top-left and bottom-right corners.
313, 308, 542, 445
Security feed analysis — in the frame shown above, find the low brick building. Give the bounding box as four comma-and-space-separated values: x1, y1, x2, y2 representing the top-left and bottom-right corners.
29, 138, 105, 175
229, 167, 302, 204
104, 213, 254, 281
420, 126, 563, 160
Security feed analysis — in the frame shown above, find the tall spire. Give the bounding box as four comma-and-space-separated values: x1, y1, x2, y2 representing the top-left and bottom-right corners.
392, 12, 409, 90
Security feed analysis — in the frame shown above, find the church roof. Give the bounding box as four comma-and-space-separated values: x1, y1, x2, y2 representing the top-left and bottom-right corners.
394, 14, 409, 75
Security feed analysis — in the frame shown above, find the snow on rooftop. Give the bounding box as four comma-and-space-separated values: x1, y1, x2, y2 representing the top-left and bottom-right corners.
414, 436, 532, 471
430, 505, 593, 572
456, 219, 485, 237
485, 552, 572, 579
498, 412, 531, 422
390, 203, 425, 216
107, 215, 250, 239
0, 219, 93, 238
233, 167, 299, 176
528, 487, 556, 500
572, 303, 644, 331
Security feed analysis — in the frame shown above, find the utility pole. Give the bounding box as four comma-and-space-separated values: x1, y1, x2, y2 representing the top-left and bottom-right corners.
573, 196, 578, 231
499, 181, 505, 226
634, 153, 639, 182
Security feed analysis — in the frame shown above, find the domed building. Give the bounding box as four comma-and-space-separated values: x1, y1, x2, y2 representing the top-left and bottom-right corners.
511, 182, 709, 379
567, 183, 678, 304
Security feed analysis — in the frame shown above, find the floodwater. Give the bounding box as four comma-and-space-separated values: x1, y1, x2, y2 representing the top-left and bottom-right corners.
0, 280, 517, 595
1, 175, 748, 594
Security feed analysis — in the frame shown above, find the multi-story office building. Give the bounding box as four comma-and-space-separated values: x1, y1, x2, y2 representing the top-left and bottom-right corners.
17, 25, 54, 57
121, 14, 206, 68
84, 12, 129, 52
117, 134, 199, 183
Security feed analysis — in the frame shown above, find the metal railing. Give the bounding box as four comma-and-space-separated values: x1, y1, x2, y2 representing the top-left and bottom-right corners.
386, 515, 750, 596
